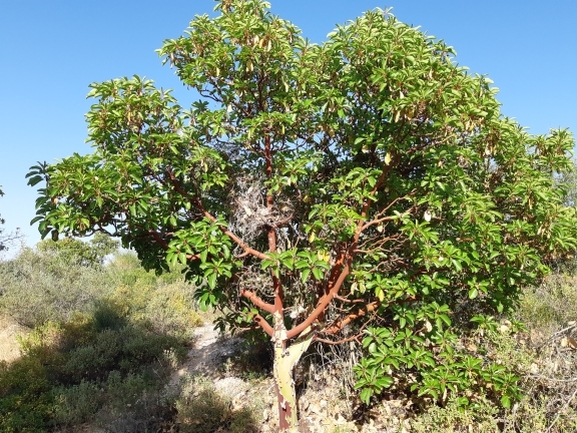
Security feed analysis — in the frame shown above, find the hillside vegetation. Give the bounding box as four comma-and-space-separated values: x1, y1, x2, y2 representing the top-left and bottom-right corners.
0, 236, 576, 432
0, 237, 201, 432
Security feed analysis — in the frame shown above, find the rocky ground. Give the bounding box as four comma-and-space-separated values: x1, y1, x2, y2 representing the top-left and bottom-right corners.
167, 323, 411, 432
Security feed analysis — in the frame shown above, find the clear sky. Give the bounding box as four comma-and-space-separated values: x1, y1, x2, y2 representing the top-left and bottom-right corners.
1, 0, 576, 251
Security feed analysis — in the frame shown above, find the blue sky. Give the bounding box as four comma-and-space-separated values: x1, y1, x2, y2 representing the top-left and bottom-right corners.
1, 0, 576, 251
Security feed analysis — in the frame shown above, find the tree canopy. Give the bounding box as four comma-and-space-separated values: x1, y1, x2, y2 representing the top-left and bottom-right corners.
28, 1, 577, 430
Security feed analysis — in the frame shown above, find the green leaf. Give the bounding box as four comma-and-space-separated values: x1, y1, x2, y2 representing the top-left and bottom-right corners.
311, 266, 324, 280
300, 268, 311, 284
359, 388, 373, 405
375, 376, 393, 389
207, 272, 217, 289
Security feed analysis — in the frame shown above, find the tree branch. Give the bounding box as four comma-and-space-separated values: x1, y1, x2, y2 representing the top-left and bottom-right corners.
263, 134, 284, 316
241, 288, 276, 314
322, 300, 380, 335
253, 312, 274, 337
287, 247, 352, 339
148, 229, 169, 250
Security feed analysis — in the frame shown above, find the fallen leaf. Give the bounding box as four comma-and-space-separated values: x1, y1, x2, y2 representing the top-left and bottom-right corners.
565, 336, 577, 350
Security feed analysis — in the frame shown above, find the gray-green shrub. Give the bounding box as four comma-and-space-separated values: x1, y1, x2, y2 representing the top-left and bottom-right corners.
0, 247, 110, 327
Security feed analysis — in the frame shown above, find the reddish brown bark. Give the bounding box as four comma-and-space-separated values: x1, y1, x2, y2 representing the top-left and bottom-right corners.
240, 289, 275, 314
323, 300, 380, 335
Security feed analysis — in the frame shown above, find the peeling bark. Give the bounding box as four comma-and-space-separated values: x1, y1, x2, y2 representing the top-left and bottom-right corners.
273, 322, 313, 432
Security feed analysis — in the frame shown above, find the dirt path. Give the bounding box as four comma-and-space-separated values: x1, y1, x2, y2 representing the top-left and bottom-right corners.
168, 322, 245, 388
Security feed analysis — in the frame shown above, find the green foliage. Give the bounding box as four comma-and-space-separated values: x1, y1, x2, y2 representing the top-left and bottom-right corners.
408, 395, 501, 433
0, 247, 111, 327
516, 273, 577, 339
0, 313, 187, 432
0, 357, 54, 433
103, 370, 149, 409
32, 301, 188, 384
27, 0, 577, 426
36, 232, 118, 267
403, 276, 577, 433
46, 368, 170, 431
105, 253, 203, 338
354, 320, 520, 408
0, 247, 197, 432
51, 380, 101, 426
507, 274, 577, 433
555, 157, 577, 207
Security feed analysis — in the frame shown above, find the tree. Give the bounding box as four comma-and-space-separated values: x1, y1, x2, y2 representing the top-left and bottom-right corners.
27, 1, 577, 430
0, 185, 21, 252
35, 232, 119, 267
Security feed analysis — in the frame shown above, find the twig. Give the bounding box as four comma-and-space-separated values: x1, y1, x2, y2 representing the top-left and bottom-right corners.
526, 374, 577, 384
545, 384, 577, 433
538, 323, 577, 351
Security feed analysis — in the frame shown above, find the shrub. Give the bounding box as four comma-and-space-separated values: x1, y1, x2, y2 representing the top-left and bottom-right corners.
354, 314, 522, 411
51, 380, 102, 426
0, 357, 54, 432
409, 395, 501, 433
106, 251, 158, 289
105, 257, 203, 339
0, 243, 201, 432
492, 274, 577, 432
0, 248, 110, 327
104, 370, 149, 409
516, 273, 577, 343
62, 321, 187, 383
402, 274, 577, 432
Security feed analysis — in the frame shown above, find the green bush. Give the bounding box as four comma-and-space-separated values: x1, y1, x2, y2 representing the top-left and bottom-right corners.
0, 358, 54, 432
61, 317, 187, 383
399, 273, 577, 432
51, 380, 102, 426
516, 273, 577, 342
106, 256, 203, 339
0, 248, 110, 327
506, 276, 577, 432
0, 242, 202, 432
0, 315, 188, 431
93, 369, 177, 433
354, 314, 522, 410
106, 251, 159, 288
135, 282, 203, 338
35, 234, 117, 268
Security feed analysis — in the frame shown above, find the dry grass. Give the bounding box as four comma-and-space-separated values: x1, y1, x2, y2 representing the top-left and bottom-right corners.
0, 315, 28, 363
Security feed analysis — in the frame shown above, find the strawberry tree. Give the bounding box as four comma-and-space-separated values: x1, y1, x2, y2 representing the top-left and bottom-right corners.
28, 1, 577, 430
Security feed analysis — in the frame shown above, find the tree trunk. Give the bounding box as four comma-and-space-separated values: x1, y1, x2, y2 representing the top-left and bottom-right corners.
273, 327, 313, 432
